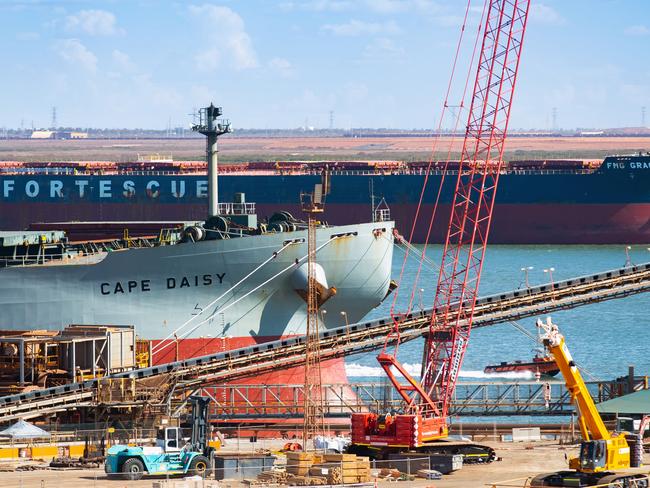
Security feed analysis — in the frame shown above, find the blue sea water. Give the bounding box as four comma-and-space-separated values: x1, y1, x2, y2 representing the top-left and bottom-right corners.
347, 245, 650, 382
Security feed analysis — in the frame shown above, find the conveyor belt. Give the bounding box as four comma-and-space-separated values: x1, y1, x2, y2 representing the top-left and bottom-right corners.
1, 262, 649, 421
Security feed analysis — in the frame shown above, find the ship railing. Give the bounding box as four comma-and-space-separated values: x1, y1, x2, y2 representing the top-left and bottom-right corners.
0, 168, 597, 177
374, 208, 391, 222
217, 202, 256, 215
0, 250, 103, 268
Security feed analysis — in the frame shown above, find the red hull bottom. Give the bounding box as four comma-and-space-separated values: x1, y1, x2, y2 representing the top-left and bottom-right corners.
151, 335, 350, 384
151, 336, 357, 430
3, 201, 649, 244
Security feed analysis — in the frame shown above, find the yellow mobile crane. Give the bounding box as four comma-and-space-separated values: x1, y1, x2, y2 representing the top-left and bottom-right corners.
531, 318, 648, 487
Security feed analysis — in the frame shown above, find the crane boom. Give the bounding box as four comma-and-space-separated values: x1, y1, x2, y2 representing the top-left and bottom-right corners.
531, 318, 636, 487
537, 318, 611, 441
423, 0, 531, 417
351, 0, 531, 455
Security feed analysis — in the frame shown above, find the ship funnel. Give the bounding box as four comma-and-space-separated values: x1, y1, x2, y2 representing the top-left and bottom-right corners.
191, 103, 232, 218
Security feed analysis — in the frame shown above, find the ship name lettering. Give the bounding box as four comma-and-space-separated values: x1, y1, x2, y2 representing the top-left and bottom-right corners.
630, 162, 650, 169
171, 180, 186, 198
197, 180, 208, 198
123, 180, 135, 197
100, 180, 112, 198
166, 273, 225, 289
607, 162, 624, 169
50, 180, 63, 198
25, 180, 39, 198
100, 280, 152, 295
75, 180, 89, 197
3, 180, 14, 197
147, 180, 160, 198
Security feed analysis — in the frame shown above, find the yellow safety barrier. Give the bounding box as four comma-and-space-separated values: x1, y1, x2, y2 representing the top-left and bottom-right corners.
0, 448, 19, 459
30, 446, 59, 459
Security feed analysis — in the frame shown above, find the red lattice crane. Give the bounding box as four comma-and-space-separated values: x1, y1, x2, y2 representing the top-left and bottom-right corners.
351, 0, 531, 457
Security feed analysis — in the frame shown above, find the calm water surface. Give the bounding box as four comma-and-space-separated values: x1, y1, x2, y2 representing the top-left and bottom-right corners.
349, 245, 650, 381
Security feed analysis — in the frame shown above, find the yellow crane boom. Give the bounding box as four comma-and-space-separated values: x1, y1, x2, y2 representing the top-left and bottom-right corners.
537, 317, 611, 442
531, 318, 638, 487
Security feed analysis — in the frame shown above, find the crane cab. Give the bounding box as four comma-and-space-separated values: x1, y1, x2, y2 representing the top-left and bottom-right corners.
156, 426, 183, 453
570, 436, 630, 474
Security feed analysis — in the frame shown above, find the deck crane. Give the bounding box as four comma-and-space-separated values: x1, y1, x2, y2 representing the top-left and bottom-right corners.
530, 318, 647, 487
350, 0, 531, 460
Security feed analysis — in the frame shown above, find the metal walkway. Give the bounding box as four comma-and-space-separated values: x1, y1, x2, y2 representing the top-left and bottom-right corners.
1, 261, 649, 422
189, 373, 650, 420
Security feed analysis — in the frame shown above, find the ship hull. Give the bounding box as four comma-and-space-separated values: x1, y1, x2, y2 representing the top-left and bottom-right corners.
1, 201, 648, 244
0, 222, 394, 349
1, 155, 649, 244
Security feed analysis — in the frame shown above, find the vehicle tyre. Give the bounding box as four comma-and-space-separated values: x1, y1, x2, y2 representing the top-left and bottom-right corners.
121, 458, 145, 480
188, 455, 209, 478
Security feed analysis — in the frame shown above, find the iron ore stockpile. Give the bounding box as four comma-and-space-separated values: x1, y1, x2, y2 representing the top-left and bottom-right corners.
3, 2, 650, 488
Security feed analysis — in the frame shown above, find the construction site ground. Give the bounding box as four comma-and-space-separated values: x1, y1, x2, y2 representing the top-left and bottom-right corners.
1, 440, 626, 488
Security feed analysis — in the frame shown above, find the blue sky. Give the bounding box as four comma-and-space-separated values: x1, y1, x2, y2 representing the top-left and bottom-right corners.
1, 0, 649, 130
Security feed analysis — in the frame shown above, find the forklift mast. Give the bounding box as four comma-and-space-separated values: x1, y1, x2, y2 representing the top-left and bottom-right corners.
188, 396, 211, 455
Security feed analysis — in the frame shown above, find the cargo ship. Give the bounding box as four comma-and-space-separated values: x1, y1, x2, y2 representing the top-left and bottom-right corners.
1, 153, 648, 244
0, 106, 395, 396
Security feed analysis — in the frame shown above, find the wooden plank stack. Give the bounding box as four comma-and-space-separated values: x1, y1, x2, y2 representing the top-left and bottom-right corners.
261, 451, 372, 485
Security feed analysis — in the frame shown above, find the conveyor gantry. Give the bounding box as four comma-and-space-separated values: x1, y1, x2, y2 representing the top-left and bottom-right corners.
1, 261, 649, 422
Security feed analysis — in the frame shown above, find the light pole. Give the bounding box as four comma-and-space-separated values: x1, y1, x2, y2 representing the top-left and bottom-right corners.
341, 311, 350, 342
520, 266, 534, 288
625, 246, 634, 267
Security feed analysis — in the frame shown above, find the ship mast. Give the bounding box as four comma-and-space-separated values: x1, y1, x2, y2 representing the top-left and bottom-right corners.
191, 104, 232, 218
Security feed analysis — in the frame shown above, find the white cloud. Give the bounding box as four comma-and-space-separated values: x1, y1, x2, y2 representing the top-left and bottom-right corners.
195, 48, 221, 72
363, 37, 404, 60
55, 39, 97, 73
65, 9, 122, 36
268, 57, 294, 77
322, 19, 400, 37
189, 5, 258, 71
133, 73, 183, 108
365, 0, 408, 14
280, 1, 353, 12
112, 50, 136, 72
364, 0, 442, 14
530, 4, 565, 25
624, 25, 650, 37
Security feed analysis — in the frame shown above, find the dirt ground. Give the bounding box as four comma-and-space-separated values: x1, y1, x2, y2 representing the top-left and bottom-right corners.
4, 441, 637, 488
1, 136, 650, 162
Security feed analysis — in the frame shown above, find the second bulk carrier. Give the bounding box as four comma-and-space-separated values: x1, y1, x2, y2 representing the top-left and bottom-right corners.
1, 154, 649, 244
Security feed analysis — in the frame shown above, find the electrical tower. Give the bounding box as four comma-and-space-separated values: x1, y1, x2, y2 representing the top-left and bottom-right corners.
51, 107, 57, 130
552, 107, 558, 131
300, 177, 329, 449
329, 110, 334, 130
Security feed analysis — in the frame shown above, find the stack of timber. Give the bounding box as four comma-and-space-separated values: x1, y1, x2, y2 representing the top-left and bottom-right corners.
258, 452, 371, 485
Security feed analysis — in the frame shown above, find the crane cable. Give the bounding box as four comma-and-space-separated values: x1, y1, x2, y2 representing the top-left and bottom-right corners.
404, 0, 490, 318
384, 0, 485, 355
152, 239, 297, 354
506, 320, 602, 381
152, 236, 342, 357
